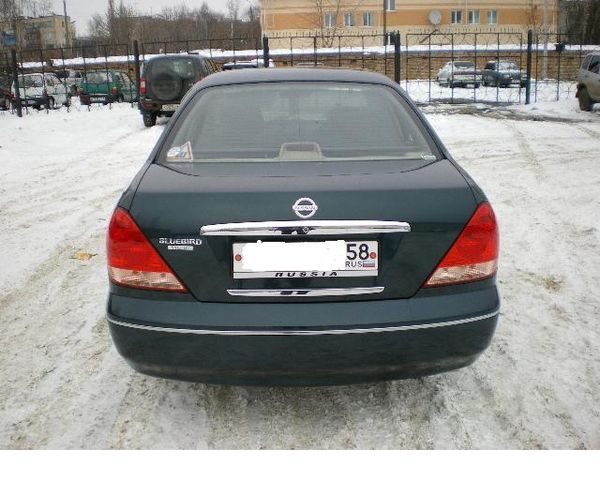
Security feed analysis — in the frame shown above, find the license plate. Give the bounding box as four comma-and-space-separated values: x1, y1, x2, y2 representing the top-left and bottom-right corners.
232, 240, 378, 279
162, 104, 178, 111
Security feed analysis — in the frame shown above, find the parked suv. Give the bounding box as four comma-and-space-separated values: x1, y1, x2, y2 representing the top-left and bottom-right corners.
139, 54, 218, 127
482, 60, 527, 87
576, 52, 600, 111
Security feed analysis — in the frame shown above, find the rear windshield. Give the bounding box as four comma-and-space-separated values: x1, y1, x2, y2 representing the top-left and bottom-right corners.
453, 62, 474, 69
498, 62, 519, 70
22, 75, 43, 87
160, 82, 436, 164
148, 57, 198, 79
86, 72, 111, 83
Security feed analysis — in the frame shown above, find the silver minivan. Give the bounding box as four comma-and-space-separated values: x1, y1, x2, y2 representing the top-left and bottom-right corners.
13, 72, 69, 110
576, 52, 600, 111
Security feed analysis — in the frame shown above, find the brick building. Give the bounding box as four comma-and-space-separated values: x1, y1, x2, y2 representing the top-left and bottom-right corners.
260, 0, 559, 43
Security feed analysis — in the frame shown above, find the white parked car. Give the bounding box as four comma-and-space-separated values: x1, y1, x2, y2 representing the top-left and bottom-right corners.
437, 61, 481, 88
576, 51, 600, 111
55, 69, 84, 95
12, 72, 68, 109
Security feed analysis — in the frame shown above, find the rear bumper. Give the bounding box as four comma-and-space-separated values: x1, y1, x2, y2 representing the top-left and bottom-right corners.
107, 285, 499, 385
17, 96, 45, 107
139, 99, 179, 114
450, 75, 481, 85
80, 93, 116, 104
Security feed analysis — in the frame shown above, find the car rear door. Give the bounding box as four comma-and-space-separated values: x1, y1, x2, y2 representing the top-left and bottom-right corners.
587, 55, 600, 100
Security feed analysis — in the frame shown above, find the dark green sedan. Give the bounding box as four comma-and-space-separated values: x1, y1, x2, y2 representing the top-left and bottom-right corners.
106, 68, 499, 386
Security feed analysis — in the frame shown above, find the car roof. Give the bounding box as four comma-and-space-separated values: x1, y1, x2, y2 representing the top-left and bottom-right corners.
196, 67, 398, 90
146, 54, 206, 62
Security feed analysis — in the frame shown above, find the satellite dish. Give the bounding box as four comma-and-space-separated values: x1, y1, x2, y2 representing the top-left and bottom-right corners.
429, 10, 442, 26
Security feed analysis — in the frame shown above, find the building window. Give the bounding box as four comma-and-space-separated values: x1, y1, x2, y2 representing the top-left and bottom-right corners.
487, 10, 498, 25
344, 12, 355, 27
324, 12, 336, 28
468, 10, 480, 25
363, 11, 373, 27
385, 0, 396, 11
451, 10, 462, 24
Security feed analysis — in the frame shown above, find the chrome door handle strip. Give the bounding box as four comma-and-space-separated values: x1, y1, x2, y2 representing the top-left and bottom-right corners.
201, 220, 410, 236
227, 287, 384, 297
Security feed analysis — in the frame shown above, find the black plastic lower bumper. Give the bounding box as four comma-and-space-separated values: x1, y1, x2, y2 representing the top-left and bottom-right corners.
107, 282, 499, 385
108, 312, 498, 386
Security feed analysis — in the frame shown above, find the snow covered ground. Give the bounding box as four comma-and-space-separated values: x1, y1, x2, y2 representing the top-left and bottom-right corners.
0, 97, 599, 449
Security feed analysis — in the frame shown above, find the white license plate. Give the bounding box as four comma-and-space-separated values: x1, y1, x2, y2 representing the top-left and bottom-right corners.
232, 240, 378, 279
162, 104, 178, 111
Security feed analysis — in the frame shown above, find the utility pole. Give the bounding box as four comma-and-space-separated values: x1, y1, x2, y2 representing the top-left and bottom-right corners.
382, 0, 387, 46
63, 0, 70, 48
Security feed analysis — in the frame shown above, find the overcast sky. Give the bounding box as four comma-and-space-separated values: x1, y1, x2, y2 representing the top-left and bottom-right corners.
49, 1, 237, 34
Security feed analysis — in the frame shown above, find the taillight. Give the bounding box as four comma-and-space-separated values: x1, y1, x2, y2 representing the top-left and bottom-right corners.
424, 202, 498, 287
106, 208, 187, 292
140, 77, 146, 95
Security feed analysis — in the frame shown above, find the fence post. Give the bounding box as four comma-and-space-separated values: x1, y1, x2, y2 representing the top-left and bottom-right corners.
40, 48, 49, 113
60, 47, 69, 110
10, 49, 22, 117
133, 39, 141, 97
525, 29, 532, 105
313, 36, 317, 66
262, 35, 269, 68
393, 31, 401, 84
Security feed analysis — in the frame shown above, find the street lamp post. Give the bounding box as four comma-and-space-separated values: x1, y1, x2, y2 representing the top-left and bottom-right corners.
383, 0, 387, 46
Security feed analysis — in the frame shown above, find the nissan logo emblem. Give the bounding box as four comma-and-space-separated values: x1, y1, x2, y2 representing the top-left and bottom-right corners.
292, 197, 318, 219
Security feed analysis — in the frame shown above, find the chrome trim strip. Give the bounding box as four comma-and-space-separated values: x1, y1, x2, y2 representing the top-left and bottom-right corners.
200, 220, 411, 236
227, 287, 384, 297
107, 310, 499, 337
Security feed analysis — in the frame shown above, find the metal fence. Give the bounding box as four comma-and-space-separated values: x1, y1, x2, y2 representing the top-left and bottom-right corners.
1, 30, 598, 118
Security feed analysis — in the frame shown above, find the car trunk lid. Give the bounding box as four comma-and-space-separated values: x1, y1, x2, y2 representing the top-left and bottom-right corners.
128, 159, 477, 302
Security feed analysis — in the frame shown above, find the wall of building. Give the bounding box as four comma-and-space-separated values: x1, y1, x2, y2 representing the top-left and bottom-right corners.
1, 15, 72, 51
261, 0, 559, 42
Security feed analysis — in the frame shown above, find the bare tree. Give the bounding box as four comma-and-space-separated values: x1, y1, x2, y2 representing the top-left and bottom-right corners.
306, 0, 365, 47
561, 0, 600, 43
226, 0, 240, 38
1, 0, 53, 19
83, 0, 259, 46
0, 0, 20, 21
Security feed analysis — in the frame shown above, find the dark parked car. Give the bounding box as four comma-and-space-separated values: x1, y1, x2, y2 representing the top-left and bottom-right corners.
576, 51, 600, 111
0, 75, 13, 110
482, 60, 527, 87
139, 54, 218, 127
107, 68, 499, 386
79, 70, 137, 105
